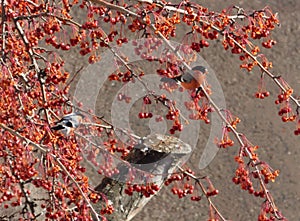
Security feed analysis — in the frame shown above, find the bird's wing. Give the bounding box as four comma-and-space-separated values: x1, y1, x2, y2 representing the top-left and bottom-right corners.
65, 120, 74, 127
181, 72, 195, 83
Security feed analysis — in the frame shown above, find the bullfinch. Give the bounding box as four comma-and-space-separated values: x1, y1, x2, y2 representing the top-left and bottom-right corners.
161, 65, 207, 90
51, 112, 84, 136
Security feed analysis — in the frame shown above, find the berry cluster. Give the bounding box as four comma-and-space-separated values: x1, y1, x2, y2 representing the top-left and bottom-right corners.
294, 119, 300, 136
89, 192, 101, 204
138, 96, 154, 119
278, 106, 296, 122
100, 204, 114, 215
169, 120, 184, 134
233, 153, 279, 196
138, 112, 153, 119
165, 172, 196, 199
185, 99, 212, 124
190, 39, 210, 52
124, 183, 160, 198
165, 168, 219, 201
262, 39, 277, 49
108, 71, 134, 83
218, 132, 234, 148
275, 89, 293, 104
143, 96, 152, 105
117, 93, 132, 103
258, 202, 278, 221
255, 91, 270, 99
97, 166, 120, 178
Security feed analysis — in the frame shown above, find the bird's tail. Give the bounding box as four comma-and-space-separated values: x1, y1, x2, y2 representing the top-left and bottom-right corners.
51, 124, 65, 131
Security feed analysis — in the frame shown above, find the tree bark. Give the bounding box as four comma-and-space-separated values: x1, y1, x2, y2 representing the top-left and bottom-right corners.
94, 134, 192, 221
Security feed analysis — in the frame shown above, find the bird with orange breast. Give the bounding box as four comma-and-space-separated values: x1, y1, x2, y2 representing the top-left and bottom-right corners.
161, 65, 207, 91
51, 112, 84, 136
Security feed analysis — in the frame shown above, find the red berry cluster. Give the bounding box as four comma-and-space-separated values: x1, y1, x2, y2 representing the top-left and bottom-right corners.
117, 93, 132, 103
294, 119, 300, 136
218, 133, 234, 148
185, 99, 212, 124
32, 179, 53, 191
262, 39, 277, 48
44, 210, 66, 220
157, 67, 176, 78
165, 172, 195, 198
138, 112, 153, 119
278, 106, 296, 122
274, 94, 285, 104
143, 96, 152, 105
206, 189, 219, 197
124, 183, 160, 198
190, 39, 210, 52
261, 167, 280, 184
89, 192, 101, 203
275, 89, 293, 104
170, 184, 195, 199
255, 91, 270, 99
190, 196, 202, 201
138, 96, 154, 119
258, 201, 280, 221
192, 23, 219, 39
169, 120, 183, 134
155, 116, 164, 122
104, 139, 131, 156
165, 168, 219, 201
165, 173, 188, 186
44, 63, 70, 85
233, 154, 279, 196
232, 158, 255, 194
108, 71, 134, 82
274, 89, 298, 125
165, 109, 183, 134
218, 8, 279, 72
100, 204, 114, 215
230, 117, 241, 130
166, 109, 179, 120
97, 166, 119, 178
132, 38, 163, 60
82, 20, 99, 30
128, 18, 146, 32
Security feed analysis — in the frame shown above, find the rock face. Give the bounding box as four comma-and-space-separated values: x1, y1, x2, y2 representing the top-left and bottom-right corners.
94, 134, 192, 221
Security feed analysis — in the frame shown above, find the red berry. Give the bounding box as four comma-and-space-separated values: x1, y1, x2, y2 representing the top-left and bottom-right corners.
143, 96, 151, 104
263, 91, 270, 97
169, 128, 175, 134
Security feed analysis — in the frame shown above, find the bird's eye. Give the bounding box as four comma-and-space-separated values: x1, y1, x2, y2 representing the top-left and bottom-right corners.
66, 121, 73, 127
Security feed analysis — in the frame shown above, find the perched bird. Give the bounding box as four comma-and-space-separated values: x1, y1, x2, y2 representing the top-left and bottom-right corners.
51, 112, 84, 136
161, 65, 207, 90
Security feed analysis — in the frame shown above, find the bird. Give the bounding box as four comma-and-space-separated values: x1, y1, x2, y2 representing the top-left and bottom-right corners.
51, 112, 84, 136
161, 65, 207, 90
